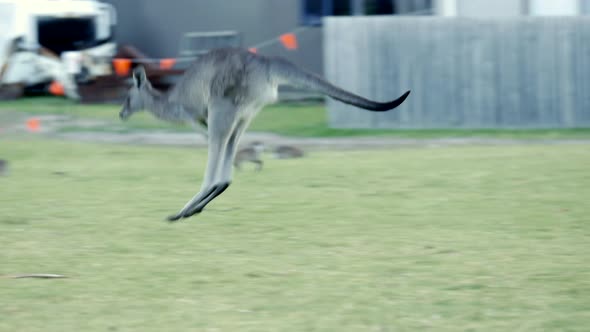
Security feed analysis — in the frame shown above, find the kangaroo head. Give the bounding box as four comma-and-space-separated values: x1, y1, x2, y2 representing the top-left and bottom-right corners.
251, 141, 265, 153
120, 66, 150, 121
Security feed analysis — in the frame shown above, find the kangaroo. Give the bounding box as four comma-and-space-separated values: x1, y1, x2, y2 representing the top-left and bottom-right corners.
0, 159, 8, 176
273, 145, 304, 159
234, 141, 265, 171
119, 48, 411, 221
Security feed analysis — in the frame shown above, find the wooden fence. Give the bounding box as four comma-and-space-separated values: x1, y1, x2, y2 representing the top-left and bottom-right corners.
323, 17, 590, 129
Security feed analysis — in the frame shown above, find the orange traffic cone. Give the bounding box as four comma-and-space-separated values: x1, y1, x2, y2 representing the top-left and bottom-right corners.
160, 58, 176, 70
113, 58, 132, 76
26, 118, 41, 132
48, 81, 65, 96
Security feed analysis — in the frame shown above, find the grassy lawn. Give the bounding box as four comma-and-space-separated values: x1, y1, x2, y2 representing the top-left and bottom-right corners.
2, 96, 590, 138
1, 138, 589, 331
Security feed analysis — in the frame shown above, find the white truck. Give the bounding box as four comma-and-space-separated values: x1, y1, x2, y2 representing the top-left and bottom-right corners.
0, 0, 117, 100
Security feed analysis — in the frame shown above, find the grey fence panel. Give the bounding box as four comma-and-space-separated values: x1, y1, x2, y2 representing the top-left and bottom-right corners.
324, 17, 590, 129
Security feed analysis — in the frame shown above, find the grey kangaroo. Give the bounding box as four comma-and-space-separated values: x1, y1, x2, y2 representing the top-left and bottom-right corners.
119, 48, 410, 221
234, 141, 265, 171
273, 145, 305, 159
0, 159, 8, 176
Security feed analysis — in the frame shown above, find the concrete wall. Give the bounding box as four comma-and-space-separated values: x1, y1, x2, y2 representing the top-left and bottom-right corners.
436, 0, 590, 16
103, 0, 323, 74
324, 16, 590, 129
456, 0, 524, 17
435, 0, 525, 16
529, 0, 580, 15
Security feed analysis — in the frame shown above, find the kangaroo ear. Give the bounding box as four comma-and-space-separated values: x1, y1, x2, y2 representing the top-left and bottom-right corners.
132, 66, 147, 87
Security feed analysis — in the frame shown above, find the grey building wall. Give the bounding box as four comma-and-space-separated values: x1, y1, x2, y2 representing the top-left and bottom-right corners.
103, 0, 323, 74
324, 16, 590, 129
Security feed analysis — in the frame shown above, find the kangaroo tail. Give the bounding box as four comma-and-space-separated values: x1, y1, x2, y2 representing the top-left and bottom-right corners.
268, 58, 410, 112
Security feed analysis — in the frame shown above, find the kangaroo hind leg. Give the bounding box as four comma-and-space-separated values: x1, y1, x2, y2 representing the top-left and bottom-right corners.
181, 116, 252, 218
167, 100, 238, 221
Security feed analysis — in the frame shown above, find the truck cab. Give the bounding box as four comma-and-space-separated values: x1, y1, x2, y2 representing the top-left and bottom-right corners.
0, 0, 117, 99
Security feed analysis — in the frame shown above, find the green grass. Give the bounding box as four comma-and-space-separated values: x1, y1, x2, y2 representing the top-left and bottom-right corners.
1, 138, 589, 331
2, 96, 590, 138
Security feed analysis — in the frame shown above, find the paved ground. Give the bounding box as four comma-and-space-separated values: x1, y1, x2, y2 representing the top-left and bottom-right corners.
51, 131, 590, 150
2, 111, 590, 150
